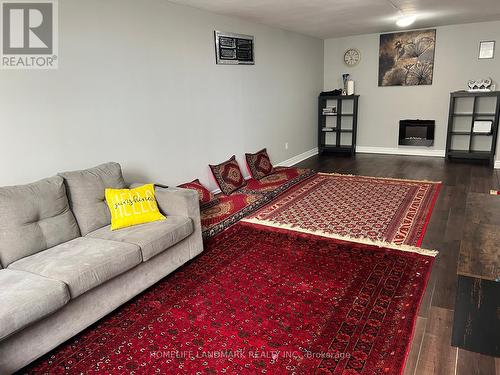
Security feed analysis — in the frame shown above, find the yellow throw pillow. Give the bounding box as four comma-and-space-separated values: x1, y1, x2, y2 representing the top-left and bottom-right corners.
105, 184, 166, 231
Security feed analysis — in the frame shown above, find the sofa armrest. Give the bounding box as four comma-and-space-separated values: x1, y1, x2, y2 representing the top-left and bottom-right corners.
154, 187, 198, 217
127, 183, 198, 218
154, 187, 203, 259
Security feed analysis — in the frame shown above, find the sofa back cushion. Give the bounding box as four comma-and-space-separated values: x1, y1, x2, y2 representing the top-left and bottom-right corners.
59, 162, 126, 235
0, 176, 80, 267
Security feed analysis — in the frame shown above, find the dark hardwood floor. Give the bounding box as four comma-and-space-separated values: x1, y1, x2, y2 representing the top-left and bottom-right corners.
294, 153, 500, 375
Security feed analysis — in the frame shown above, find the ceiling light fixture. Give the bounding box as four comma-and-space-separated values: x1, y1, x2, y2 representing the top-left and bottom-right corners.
396, 14, 417, 27
386, 0, 417, 27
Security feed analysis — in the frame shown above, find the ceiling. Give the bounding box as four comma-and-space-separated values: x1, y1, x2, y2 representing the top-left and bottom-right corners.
169, 0, 500, 39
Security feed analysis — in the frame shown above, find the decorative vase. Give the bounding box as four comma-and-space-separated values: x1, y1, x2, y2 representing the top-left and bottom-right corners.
342, 74, 350, 93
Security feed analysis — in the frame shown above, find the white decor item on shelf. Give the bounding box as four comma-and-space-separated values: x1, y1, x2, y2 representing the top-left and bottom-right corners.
473, 120, 493, 134
467, 78, 492, 92
347, 80, 355, 95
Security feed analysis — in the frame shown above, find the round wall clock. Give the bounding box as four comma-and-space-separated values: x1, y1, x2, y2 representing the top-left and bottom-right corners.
344, 48, 361, 66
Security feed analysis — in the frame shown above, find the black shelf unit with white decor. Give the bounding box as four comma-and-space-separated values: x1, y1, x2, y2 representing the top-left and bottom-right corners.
318, 95, 359, 156
445, 91, 500, 166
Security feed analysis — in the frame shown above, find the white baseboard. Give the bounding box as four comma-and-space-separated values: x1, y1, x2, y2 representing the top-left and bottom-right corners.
494, 160, 500, 169
278, 148, 319, 167
356, 146, 446, 158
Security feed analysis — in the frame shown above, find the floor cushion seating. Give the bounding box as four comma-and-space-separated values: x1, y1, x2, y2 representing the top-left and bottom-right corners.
0, 269, 70, 341
178, 179, 219, 209
209, 155, 247, 195
87, 216, 194, 262
245, 148, 274, 179
201, 167, 315, 238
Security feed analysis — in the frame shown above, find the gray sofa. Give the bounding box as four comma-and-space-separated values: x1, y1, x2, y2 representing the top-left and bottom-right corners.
0, 162, 203, 374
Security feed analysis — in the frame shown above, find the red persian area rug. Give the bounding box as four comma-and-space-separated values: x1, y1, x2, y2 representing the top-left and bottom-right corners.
243, 173, 441, 248
24, 223, 434, 375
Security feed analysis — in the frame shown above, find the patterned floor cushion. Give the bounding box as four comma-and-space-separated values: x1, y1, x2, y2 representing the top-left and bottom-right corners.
201, 167, 314, 238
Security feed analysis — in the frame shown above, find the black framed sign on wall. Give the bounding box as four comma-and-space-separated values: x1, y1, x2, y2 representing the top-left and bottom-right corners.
214, 30, 254, 65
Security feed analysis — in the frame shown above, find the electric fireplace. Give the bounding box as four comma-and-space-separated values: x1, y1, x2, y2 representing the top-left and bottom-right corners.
399, 119, 435, 146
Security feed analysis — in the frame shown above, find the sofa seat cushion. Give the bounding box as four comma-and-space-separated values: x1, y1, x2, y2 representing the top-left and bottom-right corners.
0, 269, 70, 340
86, 216, 193, 261
8, 237, 141, 298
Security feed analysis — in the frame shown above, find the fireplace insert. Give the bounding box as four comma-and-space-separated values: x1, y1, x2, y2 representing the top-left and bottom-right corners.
399, 119, 435, 146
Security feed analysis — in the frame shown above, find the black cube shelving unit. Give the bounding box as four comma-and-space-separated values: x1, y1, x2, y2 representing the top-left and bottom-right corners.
318, 95, 359, 156
445, 91, 500, 166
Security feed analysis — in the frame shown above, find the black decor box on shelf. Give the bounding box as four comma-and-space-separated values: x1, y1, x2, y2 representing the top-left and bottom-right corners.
318, 95, 359, 156
445, 90, 500, 166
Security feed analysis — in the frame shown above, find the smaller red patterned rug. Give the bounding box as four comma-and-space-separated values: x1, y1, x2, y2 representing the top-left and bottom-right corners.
490, 190, 500, 195
24, 223, 434, 375
243, 173, 441, 250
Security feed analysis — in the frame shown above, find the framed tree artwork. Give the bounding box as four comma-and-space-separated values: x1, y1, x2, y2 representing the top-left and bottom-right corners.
378, 29, 436, 86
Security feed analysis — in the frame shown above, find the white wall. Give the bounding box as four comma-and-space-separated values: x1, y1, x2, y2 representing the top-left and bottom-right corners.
0, 0, 323, 188
324, 21, 500, 161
